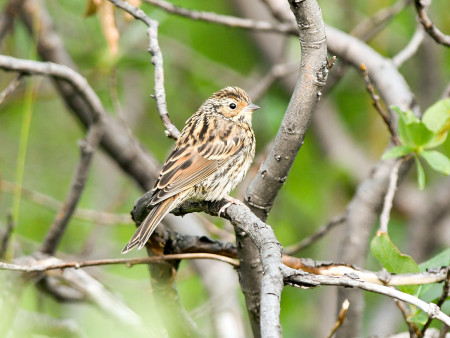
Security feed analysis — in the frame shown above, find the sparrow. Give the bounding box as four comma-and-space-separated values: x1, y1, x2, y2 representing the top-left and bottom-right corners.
122, 86, 259, 254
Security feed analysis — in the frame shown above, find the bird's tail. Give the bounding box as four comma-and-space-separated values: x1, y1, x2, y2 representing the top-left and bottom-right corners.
121, 196, 178, 254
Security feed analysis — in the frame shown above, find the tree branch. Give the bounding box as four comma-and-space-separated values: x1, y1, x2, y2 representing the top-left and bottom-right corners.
0, 55, 107, 255
0, 73, 23, 105
393, 24, 425, 67
0, 253, 238, 272
0, 179, 132, 225
361, 64, 400, 144
108, 0, 180, 139
283, 267, 450, 327
414, 0, 450, 47
143, 0, 297, 34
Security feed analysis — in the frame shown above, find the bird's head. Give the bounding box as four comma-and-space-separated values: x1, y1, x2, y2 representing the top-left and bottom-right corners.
204, 86, 259, 124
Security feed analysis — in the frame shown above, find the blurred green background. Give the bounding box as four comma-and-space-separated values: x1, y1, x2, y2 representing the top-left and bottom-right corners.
1, 0, 449, 336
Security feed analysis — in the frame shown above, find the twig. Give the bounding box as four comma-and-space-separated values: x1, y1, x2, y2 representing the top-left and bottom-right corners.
327, 299, 349, 338
379, 159, 402, 233
393, 24, 425, 67
394, 299, 421, 337
41, 128, 104, 255
143, 0, 297, 35
361, 63, 400, 145
0, 0, 26, 44
108, 0, 180, 140
0, 56, 106, 118
0, 73, 23, 105
249, 60, 298, 102
350, 0, 410, 41
283, 267, 450, 327
0, 55, 109, 255
0, 253, 239, 272
1, 179, 131, 225
283, 214, 346, 256
0, 212, 15, 258
421, 268, 450, 334
440, 325, 449, 338
414, 0, 450, 47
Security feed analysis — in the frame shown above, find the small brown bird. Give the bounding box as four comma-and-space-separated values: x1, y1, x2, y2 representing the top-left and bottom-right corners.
122, 87, 259, 254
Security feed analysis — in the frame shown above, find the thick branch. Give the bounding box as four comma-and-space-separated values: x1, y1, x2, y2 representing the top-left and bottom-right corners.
245, 0, 328, 219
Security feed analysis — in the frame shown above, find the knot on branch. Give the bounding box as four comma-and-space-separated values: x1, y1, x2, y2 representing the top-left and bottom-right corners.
427, 303, 440, 318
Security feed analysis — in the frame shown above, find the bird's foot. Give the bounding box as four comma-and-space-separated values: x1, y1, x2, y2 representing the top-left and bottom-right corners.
218, 196, 245, 217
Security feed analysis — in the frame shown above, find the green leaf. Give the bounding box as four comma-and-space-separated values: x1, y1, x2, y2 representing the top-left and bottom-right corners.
415, 156, 426, 190
424, 131, 448, 149
392, 106, 434, 147
382, 145, 414, 159
420, 150, 450, 175
392, 106, 418, 124
419, 248, 450, 272
406, 122, 434, 147
370, 231, 420, 294
408, 310, 428, 325
422, 98, 450, 133
393, 106, 419, 146
417, 248, 450, 296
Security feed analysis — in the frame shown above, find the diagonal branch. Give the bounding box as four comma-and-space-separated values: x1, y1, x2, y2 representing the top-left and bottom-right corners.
0, 55, 106, 255
0, 73, 23, 105
414, 0, 450, 47
108, 0, 180, 140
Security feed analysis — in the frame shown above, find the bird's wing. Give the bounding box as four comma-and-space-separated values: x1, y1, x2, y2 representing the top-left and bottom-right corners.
150, 121, 244, 204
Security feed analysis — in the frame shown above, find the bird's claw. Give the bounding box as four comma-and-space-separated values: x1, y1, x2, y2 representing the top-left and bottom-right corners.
218, 196, 245, 217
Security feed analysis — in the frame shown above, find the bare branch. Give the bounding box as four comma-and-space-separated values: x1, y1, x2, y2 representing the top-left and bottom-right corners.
0, 56, 106, 119
0, 253, 238, 272
421, 268, 450, 334
249, 61, 298, 102
414, 0, 450, 47
143, 0, 296, 34
41, 135, 103, 254
379, 159, 402, 233
0, 0, 26, 45
19, 0, 161, 191
394, 299, 421, 337
393, 25, 425, 67
361, 64, 400, 144
283, 214, 346, 256
0, 55, 107, 255
1, 179, 131, 225
350, 0, 410, 41
283, 267, 450, 327
327, 299, 349, 338
0, 212, 14, 258
0, 73, 23, 105
108, 0, 180, 139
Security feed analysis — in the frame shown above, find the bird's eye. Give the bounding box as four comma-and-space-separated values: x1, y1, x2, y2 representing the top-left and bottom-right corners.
229, 103, 237, 110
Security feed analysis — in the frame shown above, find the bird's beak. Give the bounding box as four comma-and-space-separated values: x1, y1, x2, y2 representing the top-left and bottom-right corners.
245, 103, 260, 112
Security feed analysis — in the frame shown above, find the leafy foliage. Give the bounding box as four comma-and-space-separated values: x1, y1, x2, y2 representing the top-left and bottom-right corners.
383, 99, 450, 188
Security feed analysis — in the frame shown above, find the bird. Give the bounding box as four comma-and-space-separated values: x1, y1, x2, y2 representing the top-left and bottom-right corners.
122, 86, 259, 254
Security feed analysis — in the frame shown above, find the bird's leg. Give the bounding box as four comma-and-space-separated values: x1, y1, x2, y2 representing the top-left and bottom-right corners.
218, 195, 246, 217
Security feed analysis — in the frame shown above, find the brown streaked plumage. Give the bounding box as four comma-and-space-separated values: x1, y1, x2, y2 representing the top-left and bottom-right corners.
122, 87, 259, 254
